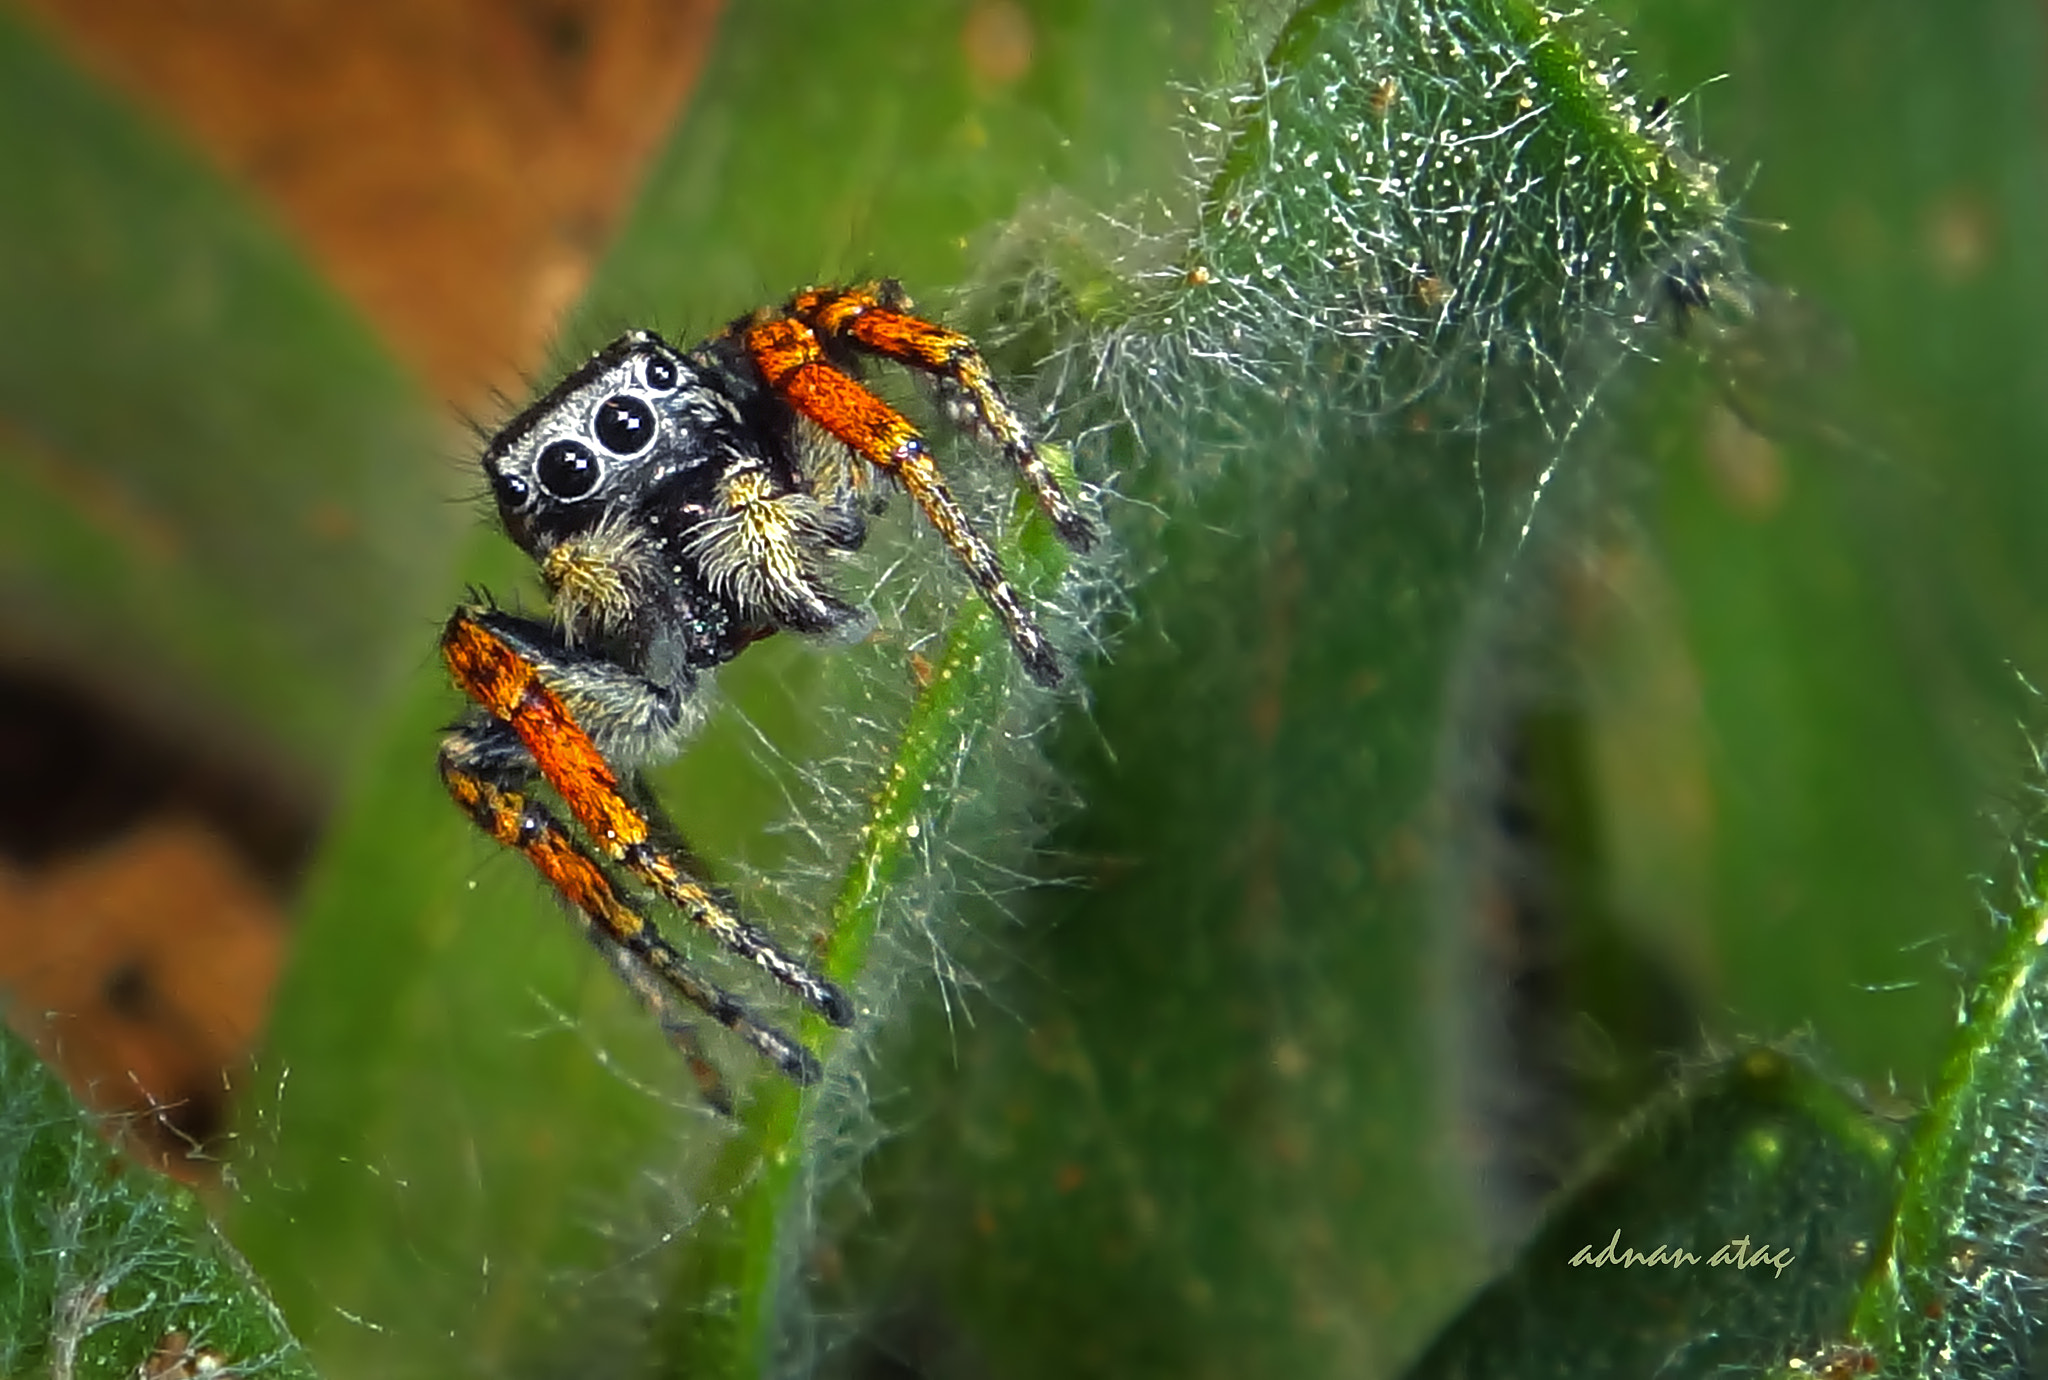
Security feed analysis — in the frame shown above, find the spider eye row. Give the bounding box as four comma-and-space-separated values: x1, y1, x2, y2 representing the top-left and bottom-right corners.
532, 390, 648, 503
505, 348, 685, 507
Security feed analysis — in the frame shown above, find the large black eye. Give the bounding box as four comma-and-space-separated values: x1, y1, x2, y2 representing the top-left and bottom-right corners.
641, 352, 679, 391
593, 395, 656, 455
490, 466, 531, 511
535, 439, 601, 500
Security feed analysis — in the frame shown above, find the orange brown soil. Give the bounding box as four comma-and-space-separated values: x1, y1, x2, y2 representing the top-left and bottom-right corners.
0, 820, 282, 1175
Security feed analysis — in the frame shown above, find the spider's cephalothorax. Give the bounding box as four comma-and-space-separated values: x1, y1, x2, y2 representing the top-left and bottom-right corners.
438, 282, 1092, 1105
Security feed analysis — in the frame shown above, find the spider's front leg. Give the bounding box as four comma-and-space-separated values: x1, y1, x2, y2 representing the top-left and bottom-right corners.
791, 282, 1095, 550
439, 607, 855, 1084
735, 284, 1091, 688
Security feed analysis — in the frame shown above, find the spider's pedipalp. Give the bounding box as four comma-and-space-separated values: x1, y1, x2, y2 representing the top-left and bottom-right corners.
681, 455, 862, 633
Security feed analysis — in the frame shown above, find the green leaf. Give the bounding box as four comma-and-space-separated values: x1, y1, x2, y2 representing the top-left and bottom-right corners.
819, 3, 1738, 1374
1606, 0, 2048, 1092
0, 1024, 314, 1378
1408, 1050, 1898, 1380
655, 462, 1078, 1378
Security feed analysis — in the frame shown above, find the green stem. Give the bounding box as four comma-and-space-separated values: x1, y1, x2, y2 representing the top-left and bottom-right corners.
1849, 880, 2048, 1354
1478, 0, 1672, 190
1200, 0, 1354, 224
661, 456, 1077, 1378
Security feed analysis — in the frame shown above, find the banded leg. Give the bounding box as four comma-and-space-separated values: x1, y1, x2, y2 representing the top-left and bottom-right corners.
591, 932, 736, 1113
442, 607, 857, 1028
789, 282, 1097, 552
439, 739, 820, 1086
741, 311, 1064, 687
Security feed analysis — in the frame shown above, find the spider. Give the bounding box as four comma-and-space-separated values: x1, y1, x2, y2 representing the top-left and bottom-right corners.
439, 281, 1092, 1105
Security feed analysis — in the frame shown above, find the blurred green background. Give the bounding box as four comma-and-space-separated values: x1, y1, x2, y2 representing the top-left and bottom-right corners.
1, 0, 2045, 1376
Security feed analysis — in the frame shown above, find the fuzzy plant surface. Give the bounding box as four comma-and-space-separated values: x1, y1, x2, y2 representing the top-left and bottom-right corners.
0, 1024, 312, 1379
7, 1, 2048, 1379
1848, 789, 2048, 1378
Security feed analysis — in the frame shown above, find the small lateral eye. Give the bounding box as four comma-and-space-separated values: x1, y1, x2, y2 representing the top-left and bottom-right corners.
641, 352, 679, 391
490, 466, 532, 511
593, 395, 656, 455
536, 439, 601, 500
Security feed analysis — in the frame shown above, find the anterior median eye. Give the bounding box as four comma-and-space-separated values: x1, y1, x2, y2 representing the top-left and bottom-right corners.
535, 439, 601, 500
594, 395, 657, 455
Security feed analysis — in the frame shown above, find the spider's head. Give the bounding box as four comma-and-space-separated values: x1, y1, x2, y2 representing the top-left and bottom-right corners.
482, 331, 750, 646
483, 331, 737, 551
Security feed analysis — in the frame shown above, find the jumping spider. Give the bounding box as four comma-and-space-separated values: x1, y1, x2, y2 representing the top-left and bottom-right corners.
440, 282, 1091, 1105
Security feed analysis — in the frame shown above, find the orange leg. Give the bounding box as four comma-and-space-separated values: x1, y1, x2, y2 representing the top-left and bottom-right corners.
790, 283, 1096, 552
742, 311, 1065, 687
442, 609, 855, 1036
440, 753, 796, 1097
